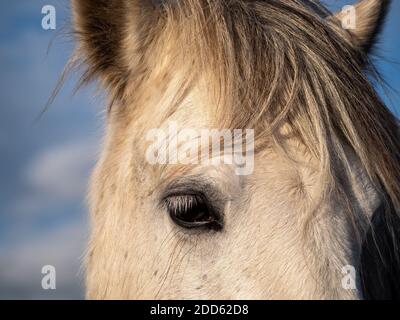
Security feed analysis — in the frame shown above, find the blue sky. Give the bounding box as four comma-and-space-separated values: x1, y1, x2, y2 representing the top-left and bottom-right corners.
0, 1, 99, 299
0, 1, 399, 299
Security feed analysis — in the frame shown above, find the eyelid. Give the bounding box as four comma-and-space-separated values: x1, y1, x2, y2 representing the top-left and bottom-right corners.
160, 176, 223, 202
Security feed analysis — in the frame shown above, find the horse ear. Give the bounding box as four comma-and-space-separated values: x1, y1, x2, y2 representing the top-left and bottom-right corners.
329, 0, 391, 53
72, 0, 158, 91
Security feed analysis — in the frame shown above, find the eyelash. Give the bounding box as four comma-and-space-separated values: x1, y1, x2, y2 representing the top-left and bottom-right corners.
165, 194, 204, 214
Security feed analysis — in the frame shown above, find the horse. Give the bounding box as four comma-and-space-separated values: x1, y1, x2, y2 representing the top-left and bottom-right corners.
71, 0, 400, 299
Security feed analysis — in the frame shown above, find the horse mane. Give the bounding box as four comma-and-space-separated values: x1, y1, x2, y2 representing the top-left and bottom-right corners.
72, 0, 400, 297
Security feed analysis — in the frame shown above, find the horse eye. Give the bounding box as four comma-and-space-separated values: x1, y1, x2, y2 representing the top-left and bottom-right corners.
164, 194, 223, 231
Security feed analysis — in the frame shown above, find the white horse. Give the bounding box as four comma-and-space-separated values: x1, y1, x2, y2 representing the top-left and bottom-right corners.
71, 0, 400, 299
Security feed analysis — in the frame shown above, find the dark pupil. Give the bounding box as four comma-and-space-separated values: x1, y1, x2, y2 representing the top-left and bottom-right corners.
175, 199, 210, 223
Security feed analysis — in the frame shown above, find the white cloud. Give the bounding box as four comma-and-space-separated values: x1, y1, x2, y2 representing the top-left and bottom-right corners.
26, 140, 97, 200
11, 139, 97, 217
